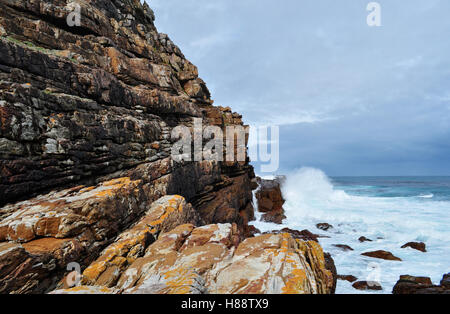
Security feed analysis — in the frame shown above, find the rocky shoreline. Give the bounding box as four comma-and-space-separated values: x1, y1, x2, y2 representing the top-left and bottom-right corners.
252, 177, 449, 294
0, 0, 446, 295
0, 0, 335, 294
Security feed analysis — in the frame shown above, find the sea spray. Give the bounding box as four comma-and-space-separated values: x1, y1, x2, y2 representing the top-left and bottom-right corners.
251, 168, 450, 294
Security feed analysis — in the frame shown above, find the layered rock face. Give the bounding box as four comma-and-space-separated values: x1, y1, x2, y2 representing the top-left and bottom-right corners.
0, 0, 254, 220
0, 0, 335, 294
50, 197, 335, 294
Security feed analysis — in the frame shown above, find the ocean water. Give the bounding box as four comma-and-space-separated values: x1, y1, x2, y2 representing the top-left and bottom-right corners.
251, 168, 450, 294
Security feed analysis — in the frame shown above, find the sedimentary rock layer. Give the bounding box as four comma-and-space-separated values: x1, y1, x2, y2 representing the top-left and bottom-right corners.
0, 0, 254, 220
51, 198, 335, 294
0, 0, 336, 294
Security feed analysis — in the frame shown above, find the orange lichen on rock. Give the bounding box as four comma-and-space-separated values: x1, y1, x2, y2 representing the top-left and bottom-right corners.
296, 240, 334, 294
22, 238, 71, 254
282, 268, 308, 294
81, 195, 201, 286
50, 286, 116, 294
0, 177, 145, 243
49, 221, 335, 295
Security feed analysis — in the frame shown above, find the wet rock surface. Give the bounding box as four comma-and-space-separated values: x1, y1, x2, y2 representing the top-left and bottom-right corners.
255, 177, 286, 224
393, 274, 450, 294
337, 275, 358, 283
358, 236, 373, 243
401, 242, 427, 253
361, 250, 402, 261
316, 223, 333, 231
352, 280, 382, 291
269, 228, 320, 242
333, 244, 354, 252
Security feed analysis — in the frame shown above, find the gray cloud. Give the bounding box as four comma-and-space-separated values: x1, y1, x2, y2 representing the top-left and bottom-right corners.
149, 0, 450, 175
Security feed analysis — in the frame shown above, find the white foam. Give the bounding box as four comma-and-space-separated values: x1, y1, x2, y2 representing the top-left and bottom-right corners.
252, 167, 450, 294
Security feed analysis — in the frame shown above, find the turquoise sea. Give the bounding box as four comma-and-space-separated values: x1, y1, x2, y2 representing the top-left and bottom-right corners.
252, 168, 450, 293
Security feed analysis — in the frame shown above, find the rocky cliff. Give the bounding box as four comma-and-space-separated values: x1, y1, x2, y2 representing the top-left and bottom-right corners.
0, 0, 335, 294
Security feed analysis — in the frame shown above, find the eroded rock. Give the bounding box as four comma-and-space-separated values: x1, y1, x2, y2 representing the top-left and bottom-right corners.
255, 177, 286, 224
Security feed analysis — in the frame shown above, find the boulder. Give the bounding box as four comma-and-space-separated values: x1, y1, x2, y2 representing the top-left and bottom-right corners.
255, 177, 286, 224
392, 274, 450, 294
352, 281, 382, 291
358, 236, 373, 242
401, 242, 427, 253
440, 273, 450, 288
337, 275, 358, 283
361, 250, 402, 261
333, 244, 354, 251
316, 223, 333, 231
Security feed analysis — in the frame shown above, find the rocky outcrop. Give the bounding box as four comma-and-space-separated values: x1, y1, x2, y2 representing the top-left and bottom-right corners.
358, 236, 373, 242
269, 228, 321, 242
361, 250, 402, 261
352, 281, 382, 291
255, 177, 286, 224
0, 0, 336, 294
51, 213, 335, 294
0, 0, 254, 226
0, 0, 256, 293
392, 274, 450, 294
337, 275, 357, 283
401, 242, 426, 253
0, 190, 200, 294
316, 223, 333, 231
333, 244, 354, 252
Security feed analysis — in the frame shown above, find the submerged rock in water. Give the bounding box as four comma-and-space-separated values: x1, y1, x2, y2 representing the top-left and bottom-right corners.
352, 281, 382, 291
361, 250, 402, 261
401, 242, 427, 253
358, 236, 373, 242
337, 275, 358, 283
316, 223, 333, 231
333, 244, 354, 251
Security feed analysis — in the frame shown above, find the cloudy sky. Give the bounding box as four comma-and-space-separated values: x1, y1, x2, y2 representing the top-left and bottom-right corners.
149, 0, 450, 176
